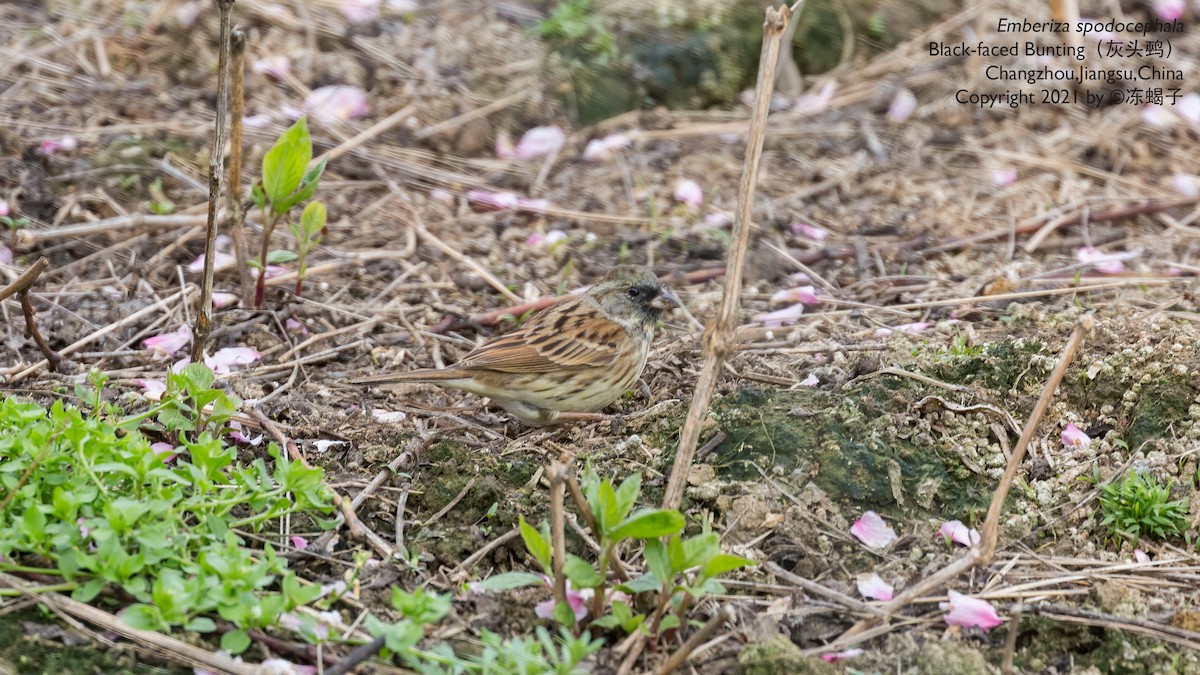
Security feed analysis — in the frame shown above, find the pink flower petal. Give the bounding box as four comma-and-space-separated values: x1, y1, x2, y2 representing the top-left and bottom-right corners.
703, 212, 732, 227
0, 244, 11, 265
528, 229, 567, 250
429, 188, 454, 204
151, 442, 178, 463
143, 325, 192, 356
0, 200, 9, 217
1177, 93, 1200, 125
516, 197, 551, 214
1134, 548, 1150, 563
856, 573, 893, 601
992, 168, 1018, 186
1061, 423, 1091, 450
515, 126, 566, 160
941, 590, 1003, 630
285, 318, 308, 336
1075, 246, 1135, 275
467, 190, 519, 211
875, 322, 930, 337
673, 179, 703, 207
1154, 0, 1185, 21
291, 536, 309, 550
252, 55, 290, 80
260, 657, 317, 675
799, 373, 819, 387
850, 511, 897, 549
1141, 104, 1175, 129
770, 285, 819, 306
791, 222, 829, 241
304, 86, 369, 125
938, 520, 981, 547
204, 347, 261, 374
38, 136, 77, 156
820, 648, 864, 664
136, 379, 167, 396
338, 0, 380, 23
755, 303, 805, 328
212, 292, 239, 309
1172, 173, 1199, 197
794, 80, 836, 116
188, 251, 236, 274
582, 133, 631, 161
886, 89, 917, 123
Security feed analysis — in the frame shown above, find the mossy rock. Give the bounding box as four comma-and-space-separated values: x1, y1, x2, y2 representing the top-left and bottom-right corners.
739, 635, 836, 675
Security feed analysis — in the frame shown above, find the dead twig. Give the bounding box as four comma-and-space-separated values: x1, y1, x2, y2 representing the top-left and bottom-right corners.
549, 462, 568, 618
655, 605, 735, 675
1026, 603, 1200, 651
14, 213, 209, 245
0, 257, 62, 371
227, 29, 254, 306
661, 4, 795, 510
192, 0, 236, 363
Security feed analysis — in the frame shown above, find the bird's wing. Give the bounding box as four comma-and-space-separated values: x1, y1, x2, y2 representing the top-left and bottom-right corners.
454, 298, 628, 373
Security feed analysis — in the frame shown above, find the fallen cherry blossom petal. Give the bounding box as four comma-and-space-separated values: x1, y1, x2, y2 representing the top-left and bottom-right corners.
1075, 246, 1135, 275
143, 325, 192, 357
770, 285, 819, 306
304, 85, 369, 125
942, 590, 1003, 630
372, 410, 407, 423
1172, 173, 1199, 197
1061, 423, 1091, 449
1134, 548, 1150, 563
851, 511, 897, 549
876, 322, 930, 337
856, 573, 894, 601
429, 188, 454, 203
673, 179, 703, 207
528, 229, 567, 250
312, 440, 348, 453
1154, 0, 1186, 21
1177, 93, 1200, 125
136, 379, 167, 396
799, 373, 819, 387
886, 89, 917, 123
0, 200, 9, 217
285, 318, 308, 336
703, 212, 732, 227
38, 135, 78, 155
755, 303, 805, 328
259, 658, 316, 675
250, 265, 288, 280
1141, 104, 1175, 129
821, 648, 865, 664
0, 245, 11, 265
582, 133, 631, 161
212, 292, 239, 309
534, 582, 589, 621
992, 168, 1018, 186
291, 536, 309, 550
205, 347, 261, 374
794, 80, 836, 116
338, 0, 380, 23
252, 55, 290, 79
188, 251, 236, 274
791, 222, 829, 241
515, 125, 565, 159
938, 520, 981, 547
467, 190, 520, 211
151, 442, 178, 463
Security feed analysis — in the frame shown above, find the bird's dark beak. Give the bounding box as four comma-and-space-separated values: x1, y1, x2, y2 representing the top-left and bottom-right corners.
650, 287, 681, 311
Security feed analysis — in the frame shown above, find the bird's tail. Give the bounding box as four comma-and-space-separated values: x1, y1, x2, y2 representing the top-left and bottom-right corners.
354, 368, 471, 386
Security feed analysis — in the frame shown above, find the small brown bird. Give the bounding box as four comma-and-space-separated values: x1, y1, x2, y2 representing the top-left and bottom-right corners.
358, 266, 680, 426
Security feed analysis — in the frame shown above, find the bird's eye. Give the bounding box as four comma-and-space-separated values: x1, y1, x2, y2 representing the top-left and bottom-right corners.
627, 287, 641, 299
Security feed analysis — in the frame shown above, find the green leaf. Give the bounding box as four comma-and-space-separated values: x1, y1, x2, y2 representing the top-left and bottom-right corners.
701, 553, 755, 578
220, 629, 251, 654
186, 617, 217, 633
657, 614, 680, 632
519, 516, 552, 573
73, 578, 106, 603
266, 249, 298, 264
472, 572, 546, 592
643, 540, 671, 585
563, 554, 603, 588
120, 604, 166, 632
597, 480, 620, 534
552, 600, 577, 627
250, 181, 266, 209
682, 532, 719, 569
262, 118, 311, 208
614, 473, 641, 520
610, 509, 685, 542
300, 200, 327, 238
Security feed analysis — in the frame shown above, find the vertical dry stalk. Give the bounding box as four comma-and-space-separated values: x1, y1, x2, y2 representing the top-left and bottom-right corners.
227, 29, 253, 306
661, 4, 797, 511
549, 462, 568, 614
191, 0, 236, 363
